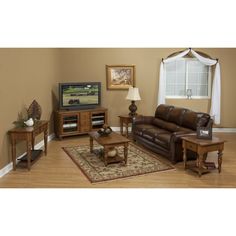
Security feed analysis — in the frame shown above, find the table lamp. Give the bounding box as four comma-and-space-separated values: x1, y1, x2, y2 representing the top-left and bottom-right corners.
126, 87, 141, 117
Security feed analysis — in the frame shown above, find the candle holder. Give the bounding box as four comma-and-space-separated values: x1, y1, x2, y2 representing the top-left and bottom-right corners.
186, 89, 192, 99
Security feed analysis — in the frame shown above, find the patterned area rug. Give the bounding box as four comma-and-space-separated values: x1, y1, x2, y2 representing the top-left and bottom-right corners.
63, 143, 175, 183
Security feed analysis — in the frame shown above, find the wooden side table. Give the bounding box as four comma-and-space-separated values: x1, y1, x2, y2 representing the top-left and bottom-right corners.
118, 115, 133, 137
182, 135, 225, 177
8, 120, 49, 171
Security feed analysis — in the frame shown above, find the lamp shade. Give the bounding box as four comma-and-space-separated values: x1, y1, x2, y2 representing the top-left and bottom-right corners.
126, 87, 141, 101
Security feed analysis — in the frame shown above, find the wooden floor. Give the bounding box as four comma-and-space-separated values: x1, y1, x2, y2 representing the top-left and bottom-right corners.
0, 133, 236, 188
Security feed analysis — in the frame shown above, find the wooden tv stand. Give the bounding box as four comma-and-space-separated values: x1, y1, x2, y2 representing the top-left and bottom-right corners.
54, 107, 108, 139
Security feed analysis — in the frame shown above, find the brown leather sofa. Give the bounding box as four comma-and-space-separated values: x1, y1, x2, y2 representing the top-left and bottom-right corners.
132, 104, 213, 163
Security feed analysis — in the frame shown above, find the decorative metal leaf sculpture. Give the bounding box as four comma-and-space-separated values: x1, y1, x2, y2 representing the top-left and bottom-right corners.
27, 100, 42, 120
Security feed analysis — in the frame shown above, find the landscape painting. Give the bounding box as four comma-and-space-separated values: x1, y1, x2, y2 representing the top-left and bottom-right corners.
106, 65, 135, 90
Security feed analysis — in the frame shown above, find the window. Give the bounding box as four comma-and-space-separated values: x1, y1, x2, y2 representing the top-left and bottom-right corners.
165, 58, 211, 99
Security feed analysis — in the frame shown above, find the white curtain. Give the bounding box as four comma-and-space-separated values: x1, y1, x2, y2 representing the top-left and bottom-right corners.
158, 48, 221, 124
210, 63, 221, 124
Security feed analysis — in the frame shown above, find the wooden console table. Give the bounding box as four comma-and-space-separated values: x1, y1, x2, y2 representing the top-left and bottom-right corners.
8, 120, 49, 171
182, 135, 225, 177
119, 115, 133, 137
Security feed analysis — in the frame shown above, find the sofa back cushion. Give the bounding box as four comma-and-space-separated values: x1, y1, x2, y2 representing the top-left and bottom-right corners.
164, 121, 180, 132
152, 118, 179, 132
154, 104, 211, 131
155, 104, 174, 121
152, 118, 166, 129
182, 111, 210, 130
167, 107, 187, 126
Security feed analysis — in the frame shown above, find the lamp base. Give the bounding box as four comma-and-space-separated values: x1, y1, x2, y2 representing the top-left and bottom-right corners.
129, 101, 137, 117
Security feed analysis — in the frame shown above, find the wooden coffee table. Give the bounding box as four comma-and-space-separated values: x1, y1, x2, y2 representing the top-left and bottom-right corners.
88, 131, 130, 166
182, 135, 225, 177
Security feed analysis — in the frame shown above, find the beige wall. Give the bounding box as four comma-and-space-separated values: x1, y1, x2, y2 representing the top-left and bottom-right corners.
1, 48, 236, 170
60, 48, 236, 128
0, 49, 60, 169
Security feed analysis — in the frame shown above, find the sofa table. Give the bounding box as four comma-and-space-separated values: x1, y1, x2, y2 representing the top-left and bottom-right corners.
8, 120, 49, 171
182, 135, 225, 177
118, 115, 133, 137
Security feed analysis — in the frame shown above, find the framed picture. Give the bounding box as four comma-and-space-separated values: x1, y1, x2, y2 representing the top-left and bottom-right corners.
106, 65, 135, 90
197, 126, 212, 140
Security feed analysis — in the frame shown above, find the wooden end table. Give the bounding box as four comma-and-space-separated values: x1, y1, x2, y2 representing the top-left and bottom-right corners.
118, 115, 133, 137
182, 135, 225, 177
89, 131, 130, 166
8, 120, 49, 171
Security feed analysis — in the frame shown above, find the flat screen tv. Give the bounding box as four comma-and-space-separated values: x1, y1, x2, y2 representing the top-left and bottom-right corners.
59, 82, 101, 110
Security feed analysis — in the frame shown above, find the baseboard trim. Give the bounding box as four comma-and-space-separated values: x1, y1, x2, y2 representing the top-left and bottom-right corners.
213, 128, 236, 133
111, 127, 132, 132
111, 127, 120, 132
112, 127, 236, 133
0, 133, 55, 178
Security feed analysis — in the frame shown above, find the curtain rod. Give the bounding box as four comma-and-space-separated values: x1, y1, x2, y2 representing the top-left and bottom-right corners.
161, 52, 219, 62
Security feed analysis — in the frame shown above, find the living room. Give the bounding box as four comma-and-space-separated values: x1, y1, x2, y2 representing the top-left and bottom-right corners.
1, 47, 236, 186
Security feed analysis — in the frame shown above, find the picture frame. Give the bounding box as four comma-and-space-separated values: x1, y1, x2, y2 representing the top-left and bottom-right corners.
106, 65, 136, 90
197, 126, 212, 140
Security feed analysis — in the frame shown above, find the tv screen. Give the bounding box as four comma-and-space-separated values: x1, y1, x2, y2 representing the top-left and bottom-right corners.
59, 82, 101, 110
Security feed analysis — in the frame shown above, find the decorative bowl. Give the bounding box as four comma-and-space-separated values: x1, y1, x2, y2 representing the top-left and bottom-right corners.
97, 126, 113, 136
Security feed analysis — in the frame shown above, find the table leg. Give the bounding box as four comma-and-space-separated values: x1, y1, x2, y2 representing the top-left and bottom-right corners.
183, 145, 187, 169
198, 154, 204, 177
203, 153, 208, 162
44, 128, 48, 156
218, 150, 223, 173
125, 123, 129, 137
124, 143, 128, 165
89, 136, 93, 153
11, 138, 16, 171
120, 119, 123, 136
104, 146, 108, 166
26, 138, 32, 171
32, 134, 35, 151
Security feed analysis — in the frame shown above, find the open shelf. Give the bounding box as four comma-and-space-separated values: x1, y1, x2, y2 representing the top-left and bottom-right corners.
91, 112, 106, 129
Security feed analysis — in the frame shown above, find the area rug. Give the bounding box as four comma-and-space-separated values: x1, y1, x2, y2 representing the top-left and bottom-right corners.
62, 143, 175, 183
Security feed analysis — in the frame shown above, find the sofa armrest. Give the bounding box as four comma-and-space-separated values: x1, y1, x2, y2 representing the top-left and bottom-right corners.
170, 131, 196, 143
206, 118, 213, 129
132, 115, 154, 125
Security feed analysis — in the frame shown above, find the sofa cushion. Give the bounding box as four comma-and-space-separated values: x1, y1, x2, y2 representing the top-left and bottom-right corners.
134, 124, 155, 132
152, 118, 168, 129
133, 124, 155, 136
164, 121, 180, 132
134, 124, 167, 136
154, 132, 171, 148
152, 118, 180, 132
167, 107, 187, 126
155, 104, 174, 121
182, 111, 210, 130
142, 127, 169, 138
142, 133, 154, 141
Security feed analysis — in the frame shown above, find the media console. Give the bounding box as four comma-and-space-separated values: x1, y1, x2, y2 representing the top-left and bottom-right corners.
54, 107, 108, 139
